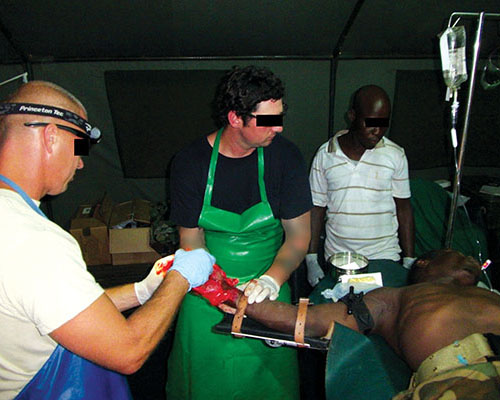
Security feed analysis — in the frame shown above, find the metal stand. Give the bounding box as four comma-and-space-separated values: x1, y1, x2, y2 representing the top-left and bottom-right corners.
445, 11, 500, 248
0, 72, 27, 87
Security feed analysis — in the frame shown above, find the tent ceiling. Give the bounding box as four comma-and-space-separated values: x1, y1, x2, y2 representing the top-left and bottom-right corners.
0, 1, 499, 64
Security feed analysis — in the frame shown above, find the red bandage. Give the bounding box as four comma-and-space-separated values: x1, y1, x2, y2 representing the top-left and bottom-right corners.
154, 253, 239, 306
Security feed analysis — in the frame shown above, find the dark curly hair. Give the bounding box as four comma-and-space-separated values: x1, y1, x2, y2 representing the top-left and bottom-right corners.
211, 65, 285, 128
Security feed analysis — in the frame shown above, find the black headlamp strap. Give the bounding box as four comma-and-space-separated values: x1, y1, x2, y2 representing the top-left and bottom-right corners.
0, 103, 101, 143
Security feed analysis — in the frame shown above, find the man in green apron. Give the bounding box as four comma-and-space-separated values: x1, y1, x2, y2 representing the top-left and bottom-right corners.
168, 65, 312, 399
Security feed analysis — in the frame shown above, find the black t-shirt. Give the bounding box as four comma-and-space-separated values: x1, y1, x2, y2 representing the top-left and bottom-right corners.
170, 134, 312, 228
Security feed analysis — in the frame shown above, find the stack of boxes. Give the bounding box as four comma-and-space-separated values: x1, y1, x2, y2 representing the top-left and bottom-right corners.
69, 195, 161, 266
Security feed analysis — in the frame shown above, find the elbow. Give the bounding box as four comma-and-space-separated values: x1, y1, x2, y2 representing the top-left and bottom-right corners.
297, 234, 311, 256
114, 352, 148, 375
108, 344, 150, 375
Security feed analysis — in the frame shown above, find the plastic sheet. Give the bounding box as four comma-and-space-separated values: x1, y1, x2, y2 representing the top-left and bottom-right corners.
14, 345, 131, 399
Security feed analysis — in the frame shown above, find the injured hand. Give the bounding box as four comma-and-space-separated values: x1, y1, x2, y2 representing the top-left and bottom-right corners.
192, 264, 240, 306
150, 251, 240, 306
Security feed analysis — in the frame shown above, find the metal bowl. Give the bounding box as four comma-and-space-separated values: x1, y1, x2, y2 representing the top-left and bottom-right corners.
327, 252, 369, 281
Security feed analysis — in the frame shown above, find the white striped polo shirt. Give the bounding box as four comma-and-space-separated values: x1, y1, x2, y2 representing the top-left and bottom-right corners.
309, 130, 411, 261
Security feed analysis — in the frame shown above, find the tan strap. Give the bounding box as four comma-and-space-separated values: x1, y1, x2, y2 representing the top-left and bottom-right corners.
294, 298, 309, 346
231, 295, 248, 338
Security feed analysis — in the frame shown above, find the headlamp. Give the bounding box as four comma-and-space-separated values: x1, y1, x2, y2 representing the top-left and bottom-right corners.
0, 102, 102, 143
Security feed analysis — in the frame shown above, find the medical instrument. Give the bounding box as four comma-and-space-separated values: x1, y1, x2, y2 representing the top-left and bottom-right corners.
443, 12, 500, 249
0, 72, 28, 87
327, 252, 368, 282
480, 259, 495, 292
439, 23, 467, 167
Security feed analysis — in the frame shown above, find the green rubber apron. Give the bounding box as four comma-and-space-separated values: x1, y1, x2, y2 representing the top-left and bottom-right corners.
166, 129, 299, 400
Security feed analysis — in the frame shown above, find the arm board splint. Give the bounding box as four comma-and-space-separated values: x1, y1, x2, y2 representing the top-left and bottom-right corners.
213, 295, 412, 400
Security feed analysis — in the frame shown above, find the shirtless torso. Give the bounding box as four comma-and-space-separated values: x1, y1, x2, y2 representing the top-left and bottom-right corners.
240, 249, 500, 373
354, 282, 500, 370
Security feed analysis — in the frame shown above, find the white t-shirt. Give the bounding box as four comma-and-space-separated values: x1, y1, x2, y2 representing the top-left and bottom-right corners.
0, 189, 104, 399
310, 131, 411, 261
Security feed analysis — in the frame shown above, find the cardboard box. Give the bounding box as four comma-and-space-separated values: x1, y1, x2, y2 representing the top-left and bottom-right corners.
108, 199, 161, 265
69, 195, 114, 266
109, 199, 151, 229
109, 227, 160, 265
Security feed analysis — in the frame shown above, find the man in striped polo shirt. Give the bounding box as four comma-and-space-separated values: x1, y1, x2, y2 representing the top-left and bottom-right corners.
306, 85, 415, 287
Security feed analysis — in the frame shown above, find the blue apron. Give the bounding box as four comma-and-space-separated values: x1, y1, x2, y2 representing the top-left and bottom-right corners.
14, 345, 131, 400
0, 175, 132, 400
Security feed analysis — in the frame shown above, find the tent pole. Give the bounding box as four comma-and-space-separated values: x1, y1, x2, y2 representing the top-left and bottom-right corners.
328, 0, 366, 139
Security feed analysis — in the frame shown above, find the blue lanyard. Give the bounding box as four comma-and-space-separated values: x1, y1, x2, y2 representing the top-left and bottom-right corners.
0, 174, 48, 219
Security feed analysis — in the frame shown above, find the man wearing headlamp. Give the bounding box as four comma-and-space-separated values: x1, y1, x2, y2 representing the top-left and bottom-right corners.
0, 81, 215, 399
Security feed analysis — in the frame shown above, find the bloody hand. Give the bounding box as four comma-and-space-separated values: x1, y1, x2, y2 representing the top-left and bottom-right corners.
192, 265, 240, 306
153, 253, 240, 306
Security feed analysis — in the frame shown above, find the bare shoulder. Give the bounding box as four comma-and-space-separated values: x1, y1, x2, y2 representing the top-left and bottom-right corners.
395, 284, 500, 369
364, 287, 403, 333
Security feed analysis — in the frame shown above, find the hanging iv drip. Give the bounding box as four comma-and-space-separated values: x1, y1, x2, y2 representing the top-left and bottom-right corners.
450, 90, 459, 166
439, 24, 468, 159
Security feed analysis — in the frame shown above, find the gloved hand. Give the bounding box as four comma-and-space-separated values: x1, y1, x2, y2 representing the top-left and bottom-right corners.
170, 248, 215, 291
325, 281, 381, 302
134, 254, 175, 305
305, 253, 325, 287
402, 257, 416, 270
240, 275, 280, 304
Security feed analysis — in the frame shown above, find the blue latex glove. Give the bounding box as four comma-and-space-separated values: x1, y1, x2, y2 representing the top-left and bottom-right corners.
169, 248, 215, 291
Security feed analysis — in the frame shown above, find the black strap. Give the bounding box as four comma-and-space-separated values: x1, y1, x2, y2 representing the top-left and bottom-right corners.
339, 286, 375, 334
485, 333, 500, 355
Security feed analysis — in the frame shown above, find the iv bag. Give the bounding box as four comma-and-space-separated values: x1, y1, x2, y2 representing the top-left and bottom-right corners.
439, 26, 468, 90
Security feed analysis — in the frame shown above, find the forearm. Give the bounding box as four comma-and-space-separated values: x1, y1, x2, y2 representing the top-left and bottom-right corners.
266, 212, 311, 285
399, 224, 415, 258
122, 271, 189, 370
105, 284, 140, 312
179, 226, 206, 250
50, 271, 189, 375
308, 206, 326, 253
233, 292, 356, 337
395, 198, 415, 257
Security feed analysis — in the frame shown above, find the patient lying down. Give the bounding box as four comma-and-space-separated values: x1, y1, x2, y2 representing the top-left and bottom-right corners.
204, 249, 500, 397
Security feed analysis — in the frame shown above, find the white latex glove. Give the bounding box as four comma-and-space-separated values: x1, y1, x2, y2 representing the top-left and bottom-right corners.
402, 257, 417, 270
134, 254, 175, 305
239, 275, 280, 304
305, 253, 325, 287
169, 248, 215, 291
322, 281, 382, 302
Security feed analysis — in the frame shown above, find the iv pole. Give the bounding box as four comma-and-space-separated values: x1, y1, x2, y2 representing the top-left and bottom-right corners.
445, 11, 500, 248
0, 72, 28, 87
